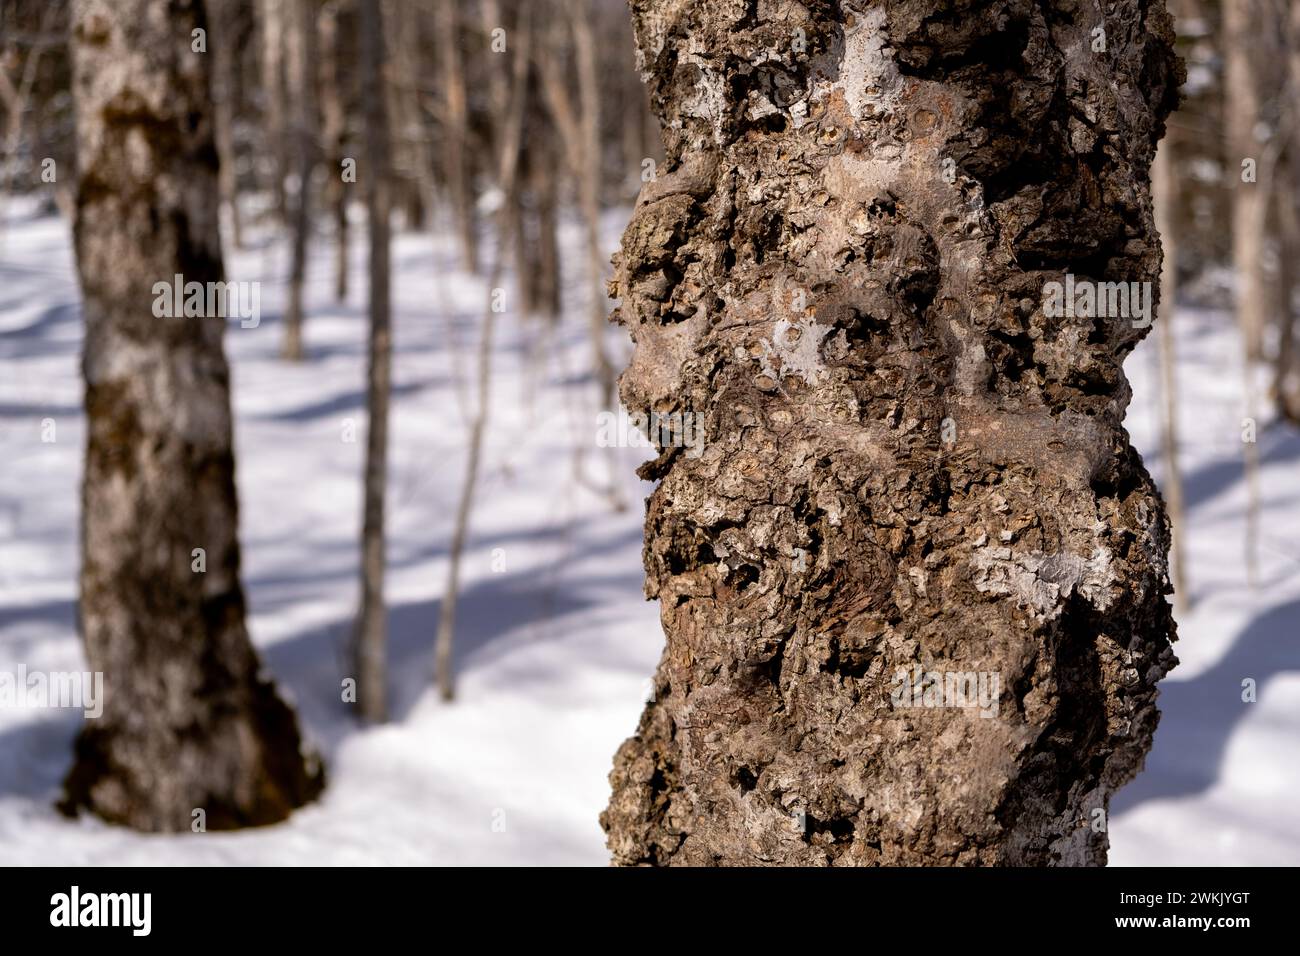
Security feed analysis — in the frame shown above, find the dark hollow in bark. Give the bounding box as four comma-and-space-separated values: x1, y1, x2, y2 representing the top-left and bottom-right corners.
603, 0, 1181, 866
62, 0, 323, 831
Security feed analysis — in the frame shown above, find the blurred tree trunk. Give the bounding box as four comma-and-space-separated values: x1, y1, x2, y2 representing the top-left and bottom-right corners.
513, 88, 562, 323
621, 72, 644, 193
512, 163, 538, 316
259, 0, 288, 222
538, 1, 617, 407
319, 0, 349, 303
570, 0, 616, 406
62, 0, 323, 830
0, 2, 68, 227
530, 129, 563, 322
1225, 0, 1270, 361
480, 0, 509, 167
1278, 197, 1298, 419
355, 0, 392, 723
385, 0, 431, 230
1153, 141, 1188, 612
210, 0, 243, 250
482, 0, 522, 307
434, 4, 533, 702
1276, 0, 1300, 424
435, 0, 477, 272
282, 0, 320, 361
603, 0, 1179, 866
534, 145, 562, 321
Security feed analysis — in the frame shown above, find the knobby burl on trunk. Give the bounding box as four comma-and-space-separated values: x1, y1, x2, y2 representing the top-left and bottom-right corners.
62, 0, 322, 831
603, 0, 1181, 865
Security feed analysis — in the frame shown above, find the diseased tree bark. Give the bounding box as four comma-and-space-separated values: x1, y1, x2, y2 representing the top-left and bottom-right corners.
63, 0, 323, 830
354, 0, 392, 724
604, 0, 1180, 866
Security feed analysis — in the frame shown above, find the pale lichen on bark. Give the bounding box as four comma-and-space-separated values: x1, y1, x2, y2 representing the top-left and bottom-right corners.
604, 0, 1181, 865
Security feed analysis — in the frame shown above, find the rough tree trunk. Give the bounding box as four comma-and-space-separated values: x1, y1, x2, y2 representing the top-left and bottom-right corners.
603, 0, 1180, 866
62, 0, 323, 830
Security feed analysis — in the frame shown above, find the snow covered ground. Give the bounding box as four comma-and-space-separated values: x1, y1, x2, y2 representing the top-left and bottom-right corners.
0, 197, 1296, 865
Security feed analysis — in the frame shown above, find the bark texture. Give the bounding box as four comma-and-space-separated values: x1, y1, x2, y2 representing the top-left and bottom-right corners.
63, 0, 323, 830
603, 0, 1180, 866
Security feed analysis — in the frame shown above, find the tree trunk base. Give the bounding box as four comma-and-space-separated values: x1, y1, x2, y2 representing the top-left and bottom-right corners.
60, 676, 323, 832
